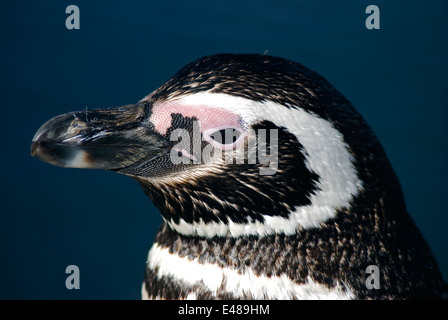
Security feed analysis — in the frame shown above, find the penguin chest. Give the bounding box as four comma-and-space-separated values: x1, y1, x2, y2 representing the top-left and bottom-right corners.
142, 243, 356, 300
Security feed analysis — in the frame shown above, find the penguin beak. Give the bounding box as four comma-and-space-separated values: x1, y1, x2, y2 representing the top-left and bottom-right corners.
30, 103, 170, 171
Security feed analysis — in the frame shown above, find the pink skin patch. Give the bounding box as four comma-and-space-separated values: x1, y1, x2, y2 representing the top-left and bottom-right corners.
149, 102, 247, 151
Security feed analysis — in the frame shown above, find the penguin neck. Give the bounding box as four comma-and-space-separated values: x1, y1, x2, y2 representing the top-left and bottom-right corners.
151, 221, 351, 284
145, 192, 446, 300
145, 221, 357, 299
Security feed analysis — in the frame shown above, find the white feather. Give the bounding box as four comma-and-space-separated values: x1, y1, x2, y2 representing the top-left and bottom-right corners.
146, 243, 356, 300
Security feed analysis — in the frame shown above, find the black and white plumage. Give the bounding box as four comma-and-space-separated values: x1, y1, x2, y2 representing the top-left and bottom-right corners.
31, 54, 446, 299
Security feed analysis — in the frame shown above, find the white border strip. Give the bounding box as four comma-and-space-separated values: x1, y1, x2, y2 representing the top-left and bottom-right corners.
145, 243, 355, 300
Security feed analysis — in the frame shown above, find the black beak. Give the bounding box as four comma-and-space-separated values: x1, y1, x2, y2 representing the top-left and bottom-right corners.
31, 103, 169, 171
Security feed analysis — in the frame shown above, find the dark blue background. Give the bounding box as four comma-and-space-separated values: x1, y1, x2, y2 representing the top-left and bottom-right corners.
1, 0, 447, 299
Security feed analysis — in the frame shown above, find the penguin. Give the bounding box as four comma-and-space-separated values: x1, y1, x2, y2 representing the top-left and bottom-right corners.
31, 53, 446, 299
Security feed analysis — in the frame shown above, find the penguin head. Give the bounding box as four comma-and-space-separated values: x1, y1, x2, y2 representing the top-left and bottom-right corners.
31, 54, 398, 238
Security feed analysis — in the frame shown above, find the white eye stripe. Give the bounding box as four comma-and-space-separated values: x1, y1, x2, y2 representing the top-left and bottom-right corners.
162, 92, 364, 237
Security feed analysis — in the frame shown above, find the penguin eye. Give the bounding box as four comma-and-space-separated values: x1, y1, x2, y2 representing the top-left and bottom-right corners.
203, 127, 244, 150
211, 129, 241, 144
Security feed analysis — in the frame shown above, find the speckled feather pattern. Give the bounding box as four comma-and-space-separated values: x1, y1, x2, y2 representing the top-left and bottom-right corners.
137, 54, 447, 299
